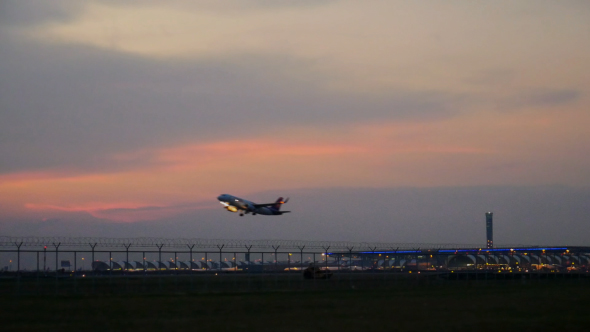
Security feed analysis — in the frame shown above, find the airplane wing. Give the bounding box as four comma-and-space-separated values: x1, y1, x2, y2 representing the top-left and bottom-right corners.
253, 197, 289, 208
253, 203, 280, 208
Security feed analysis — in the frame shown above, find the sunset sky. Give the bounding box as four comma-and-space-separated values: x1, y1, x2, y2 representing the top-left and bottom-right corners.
1, 1, 589, 245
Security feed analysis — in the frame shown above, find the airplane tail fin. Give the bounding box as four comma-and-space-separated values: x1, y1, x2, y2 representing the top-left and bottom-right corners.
272, 197, 288, 211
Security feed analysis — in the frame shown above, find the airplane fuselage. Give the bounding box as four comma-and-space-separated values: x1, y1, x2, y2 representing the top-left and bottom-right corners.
217, 194, 289, 216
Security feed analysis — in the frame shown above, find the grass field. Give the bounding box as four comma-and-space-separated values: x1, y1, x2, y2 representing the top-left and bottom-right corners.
1, 278, 589, 331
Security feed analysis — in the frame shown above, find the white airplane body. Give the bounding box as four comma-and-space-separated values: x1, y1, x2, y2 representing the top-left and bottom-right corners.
217, 194, 290, 216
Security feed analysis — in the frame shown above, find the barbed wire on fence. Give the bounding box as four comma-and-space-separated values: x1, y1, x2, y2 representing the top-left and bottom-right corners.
0, 236, 537, 251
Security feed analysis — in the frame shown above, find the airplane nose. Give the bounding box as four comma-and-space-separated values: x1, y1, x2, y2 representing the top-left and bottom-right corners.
217, 195, 224, 201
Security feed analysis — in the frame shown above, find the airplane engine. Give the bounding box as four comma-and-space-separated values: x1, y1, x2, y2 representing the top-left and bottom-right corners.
226, 206, 238, 213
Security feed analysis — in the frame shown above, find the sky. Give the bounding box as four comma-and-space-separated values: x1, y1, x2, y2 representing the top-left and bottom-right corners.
1, 0, 589, 246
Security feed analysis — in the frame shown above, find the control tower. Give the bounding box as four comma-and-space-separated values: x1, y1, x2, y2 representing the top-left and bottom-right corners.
485, 212, 493, 249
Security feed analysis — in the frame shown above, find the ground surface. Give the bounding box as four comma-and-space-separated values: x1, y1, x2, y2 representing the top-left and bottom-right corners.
1, 278, 589, 331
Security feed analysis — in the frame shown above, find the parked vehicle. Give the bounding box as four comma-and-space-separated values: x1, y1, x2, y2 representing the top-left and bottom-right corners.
303, 264, 333, 279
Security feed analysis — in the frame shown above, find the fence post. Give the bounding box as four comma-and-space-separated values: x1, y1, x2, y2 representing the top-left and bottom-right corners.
245, 245, 252, 291
323, 246, 330, 270
187, 244, 195, 268
347, 246, 354, 286
272, 245, 280, 290
53, 242, 61, 295
245, 245, 252, 268
157, 244, 164, 269
89, 243, 97, 267
74, 251, 77, 293
217, 244, 225, 272
14, 242, 23, 275
124, 243, 132, 274
272, 245, 280, 273
298, 246, 305, 271
53, 242, 61, 272
368, 246, 377, 287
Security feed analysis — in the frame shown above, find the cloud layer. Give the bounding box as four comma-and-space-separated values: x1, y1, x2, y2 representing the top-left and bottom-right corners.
1, 1, 589, 243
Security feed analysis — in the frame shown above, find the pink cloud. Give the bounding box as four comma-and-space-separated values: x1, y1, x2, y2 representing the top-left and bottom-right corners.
5, 113, 588, 224
24, 201, 216, 223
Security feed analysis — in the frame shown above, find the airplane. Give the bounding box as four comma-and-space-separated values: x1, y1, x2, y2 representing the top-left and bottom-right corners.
217, 194, 290, 216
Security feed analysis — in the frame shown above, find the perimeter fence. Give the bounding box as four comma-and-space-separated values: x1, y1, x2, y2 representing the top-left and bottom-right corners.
1, 237, 589, 296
